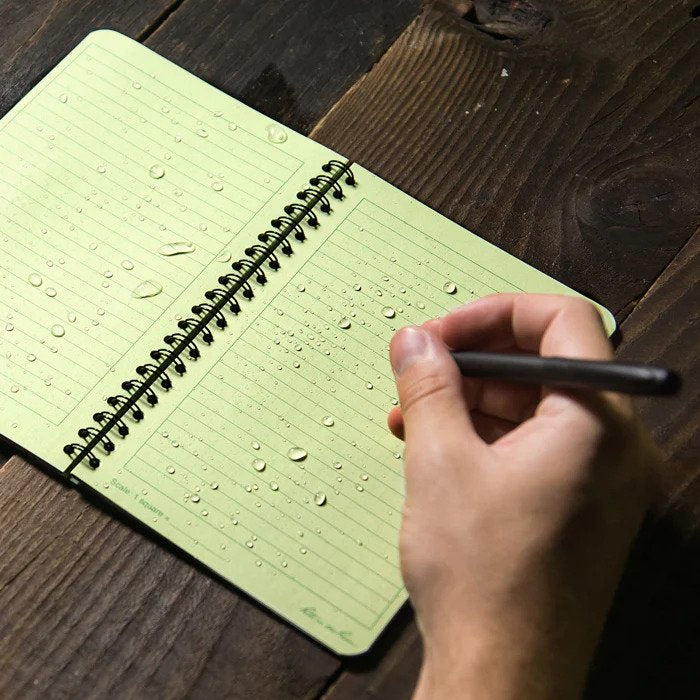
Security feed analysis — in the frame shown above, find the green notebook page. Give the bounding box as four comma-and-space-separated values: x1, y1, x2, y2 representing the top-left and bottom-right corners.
0, 30, 340, 469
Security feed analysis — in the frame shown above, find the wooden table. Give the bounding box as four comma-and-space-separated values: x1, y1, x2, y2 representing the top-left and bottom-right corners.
1, 1, 698, 697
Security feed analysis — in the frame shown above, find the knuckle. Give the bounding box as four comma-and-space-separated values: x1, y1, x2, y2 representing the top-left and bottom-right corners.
400, 370, 455, 414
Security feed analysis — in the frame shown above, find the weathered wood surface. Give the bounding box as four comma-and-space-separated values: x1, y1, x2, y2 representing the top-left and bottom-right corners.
312, 0, 700, 318
1, 0, 699, 697
0, 457, 338, 698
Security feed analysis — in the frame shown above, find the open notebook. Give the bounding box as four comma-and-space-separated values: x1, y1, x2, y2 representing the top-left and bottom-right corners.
0, 30, 614, 654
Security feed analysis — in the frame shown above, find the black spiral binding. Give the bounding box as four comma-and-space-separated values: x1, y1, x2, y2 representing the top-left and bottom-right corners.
64, 159, 356, 472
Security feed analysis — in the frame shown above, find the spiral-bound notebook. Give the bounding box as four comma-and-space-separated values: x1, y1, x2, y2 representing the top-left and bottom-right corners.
0, 31, 614, 654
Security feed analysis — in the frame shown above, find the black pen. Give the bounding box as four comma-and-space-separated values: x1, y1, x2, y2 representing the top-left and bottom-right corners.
449, 352, 681, 396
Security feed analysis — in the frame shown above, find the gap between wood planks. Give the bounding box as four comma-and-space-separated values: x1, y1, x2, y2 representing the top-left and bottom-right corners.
136, 0, 187, 43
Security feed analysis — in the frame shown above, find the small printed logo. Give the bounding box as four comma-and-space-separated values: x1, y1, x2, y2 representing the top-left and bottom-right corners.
300, 606, 355, 646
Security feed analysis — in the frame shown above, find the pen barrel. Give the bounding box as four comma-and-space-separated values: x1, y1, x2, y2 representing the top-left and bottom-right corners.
450, 352, 681, 396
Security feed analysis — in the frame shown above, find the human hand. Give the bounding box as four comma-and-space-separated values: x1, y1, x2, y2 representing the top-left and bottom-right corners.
388, 294, 659, 699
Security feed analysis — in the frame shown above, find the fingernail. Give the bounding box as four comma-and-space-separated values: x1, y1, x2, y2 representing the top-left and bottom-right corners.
391, 327, 430, 376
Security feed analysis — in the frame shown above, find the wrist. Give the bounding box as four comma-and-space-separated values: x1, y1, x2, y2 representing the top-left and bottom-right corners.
414, 615, 591, 700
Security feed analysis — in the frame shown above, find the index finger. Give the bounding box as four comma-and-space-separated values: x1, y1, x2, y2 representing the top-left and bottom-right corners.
440, 294, 613, 361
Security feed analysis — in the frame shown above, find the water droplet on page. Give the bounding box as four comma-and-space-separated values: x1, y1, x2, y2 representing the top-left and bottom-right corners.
149, 165, 165, 179
252, 458, 266, 472
167, 466, 175, 474
59, 94, 68, 103
382, 306, 396, 318
443, 281, 457, 294
26, 353, 36, 362
97, 165, 106, 174
332, 461, 342, 469
366, 382, 374, 390
246, 540, 254, 548
211, 181, 224, 191
158, 241, 195, 256
196, 128, 208, 138
314, 492, 327, 506
228, 122, 237, 131
265, 124, 288, 143
10, 385, 19, 393
322, 415, 335, 427
132, 81, 142, 89
45, 288, 57, 297
270, 481, 279, 491
338, 317, 351, 329
28, 273, 43, 287
251, 440, 260, 450
121, 259, 134, 270
191, 494, 200, 503
353, 283, 362, 291
296, 284, 305, 292
287, 447, 307, 462
132, 280, 163, 298
5, 323, 14, 331
50, 324, 65, 337
360, 473, 369, 481
217, 250, 231, 263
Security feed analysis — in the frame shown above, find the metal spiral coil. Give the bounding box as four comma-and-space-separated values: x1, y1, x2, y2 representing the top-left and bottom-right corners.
64, 159, 355, 470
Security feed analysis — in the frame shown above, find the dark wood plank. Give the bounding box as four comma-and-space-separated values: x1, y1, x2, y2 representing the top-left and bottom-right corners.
312, 0, 700, 318
0, 0, 177, 119
144, 0, 421, 134
585, 228, 700, 700
0, 456, 338, 698
323, 230, 700, 699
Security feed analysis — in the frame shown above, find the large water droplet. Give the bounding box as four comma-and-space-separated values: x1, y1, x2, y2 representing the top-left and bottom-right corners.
97, 164, 106, 173
265, 124, 288, 143
196, 128, 208, 138
10, 385, 19, 393
332, 461, 342, 469
287, 447, 307, 462
314, 492, 327, 506
59, 93, 68, 103
149, 164, 165, 179
270, 481, 279, 491
211, 181, 224, 191
5, 323, 13, 331
443, 281, 457, 294
382, 306, 396, 318
366, 382, 374, 390
338, 317, 351, 329
45, 287, 57, 297
167, 466, 175, 474
251, 440, 261, 450
132, 81, 142, 89
28, 273, 43, 287
132, 280, 163, 298
252, 458, 266, 472
26, 353, 36, 362
322, 415, 334, 427
158, 241, 195, 256
121, 259, 134, 270
296, 284, 305, 292
217, 250, 231, 263
50, 324, 65, 337
353, 283, 362, 291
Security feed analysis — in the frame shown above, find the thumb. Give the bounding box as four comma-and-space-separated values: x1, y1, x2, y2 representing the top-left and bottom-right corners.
390, 326, 478, 446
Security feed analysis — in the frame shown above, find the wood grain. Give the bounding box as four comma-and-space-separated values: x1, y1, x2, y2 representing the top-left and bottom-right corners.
0, 457, 338, 698
312, 0, 700, 318
0, 0, 177, 119
144, 0, 421, 133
